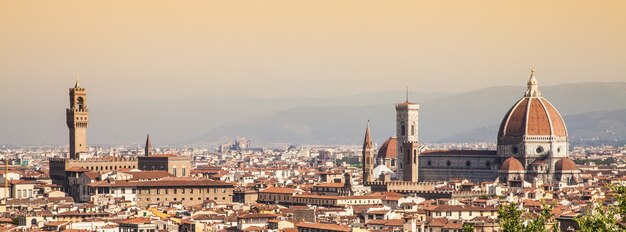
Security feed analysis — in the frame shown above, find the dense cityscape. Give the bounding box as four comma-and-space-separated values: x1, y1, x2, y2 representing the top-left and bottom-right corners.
3, 1, 626, 232
0, 75, 624, 232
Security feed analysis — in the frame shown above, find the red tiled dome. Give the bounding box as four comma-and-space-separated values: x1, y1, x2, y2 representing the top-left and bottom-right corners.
377, 137, 397, 159
498, 72, 567, 138
500, 157, 524, 172
555, 157, 578, 171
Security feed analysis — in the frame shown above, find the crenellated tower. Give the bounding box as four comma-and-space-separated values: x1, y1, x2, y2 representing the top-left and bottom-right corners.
362, 121, 375, 183
396, 92, 420, 182
66, 78, 89, 159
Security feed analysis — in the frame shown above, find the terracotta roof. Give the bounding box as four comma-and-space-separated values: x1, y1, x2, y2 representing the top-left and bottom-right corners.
366, 219, 403, 226
295, 222, 351, 232
83, 172, 101, 179
44, 221, 68, 226
500, 156, 525, 172
555, 158, 578, 171
243, 226, 264, 232
260, 187, 298, 194
426, 205, 498, 212
443, 222, 463, 229
88, 178, 233, 188
119, 218, 152, 224
125, 171, 174, 180
377, 137, 397, 159
498, 86, 567, 137
238, 213, 278, 219
426, 218, 447, 227
314, 183, 345, 188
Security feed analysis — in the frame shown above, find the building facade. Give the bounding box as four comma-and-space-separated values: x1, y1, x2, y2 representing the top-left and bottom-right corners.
88, 178, 234, 207
137, 154, 192, 177
364, 70, 581, 186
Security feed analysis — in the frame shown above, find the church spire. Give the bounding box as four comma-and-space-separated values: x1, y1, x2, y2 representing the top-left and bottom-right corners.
363, 120, 373, 150
525, 68, 541, 97
145, 134, 152, 156
362, 120, 375, 183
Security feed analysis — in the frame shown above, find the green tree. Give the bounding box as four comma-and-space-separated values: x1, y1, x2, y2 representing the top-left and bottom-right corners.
612, 184, 626, 218
498, 202, 524, 232
574, 184, 626, 232
462, 223, 475, 232
497, 202, 557, 232
574, 203, 619, 232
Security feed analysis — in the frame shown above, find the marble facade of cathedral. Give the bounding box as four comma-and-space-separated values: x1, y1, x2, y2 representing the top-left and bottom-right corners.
363, 70, 581, 187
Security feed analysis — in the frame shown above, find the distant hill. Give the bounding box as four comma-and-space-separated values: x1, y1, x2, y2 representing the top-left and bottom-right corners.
3, 82, 626, 145
196, 82, 626, 145
0, 90, 446, 145
439, 109, 626, 145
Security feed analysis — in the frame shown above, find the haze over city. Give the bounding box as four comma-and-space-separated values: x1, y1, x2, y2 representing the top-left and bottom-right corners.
2, 1, 626, 145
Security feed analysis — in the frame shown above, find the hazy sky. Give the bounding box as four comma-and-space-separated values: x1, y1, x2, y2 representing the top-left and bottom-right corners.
1, 0, 625, 105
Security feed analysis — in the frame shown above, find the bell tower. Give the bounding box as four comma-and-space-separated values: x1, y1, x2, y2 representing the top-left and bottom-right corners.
396, 89, 419, 182
362, 121, 375, 183
66, 78, 89, 159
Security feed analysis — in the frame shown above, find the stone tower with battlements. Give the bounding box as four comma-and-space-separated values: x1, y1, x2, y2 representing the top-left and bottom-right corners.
396, 96, 419, 182
66, 79, 89, 159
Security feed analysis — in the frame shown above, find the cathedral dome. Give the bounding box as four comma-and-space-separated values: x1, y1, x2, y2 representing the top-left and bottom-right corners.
498, 70, 567, 138
500, 156, 524, 172
555, 157, 578, 172
377, 137, 397, 159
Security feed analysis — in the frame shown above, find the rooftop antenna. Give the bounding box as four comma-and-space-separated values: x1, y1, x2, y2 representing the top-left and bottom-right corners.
406, 86, 409, 102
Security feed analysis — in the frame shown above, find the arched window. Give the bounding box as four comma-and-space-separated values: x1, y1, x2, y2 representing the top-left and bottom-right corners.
411, 124, 415, 136
76, 97, 85, 110
182, 167, 187, 176
173, 167, 177, 176
401, 123, 406, 136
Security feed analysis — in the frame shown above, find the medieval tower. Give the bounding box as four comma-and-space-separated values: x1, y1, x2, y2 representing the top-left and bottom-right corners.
362, 121, 375, 183
145, 134, 153, 156
66, 79, 89, 159
396, 96, 419, 182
